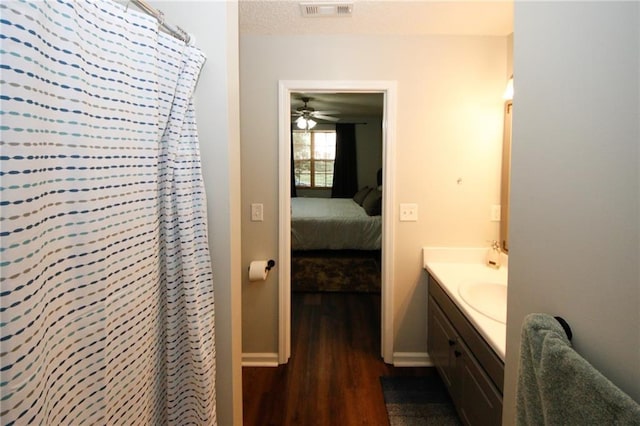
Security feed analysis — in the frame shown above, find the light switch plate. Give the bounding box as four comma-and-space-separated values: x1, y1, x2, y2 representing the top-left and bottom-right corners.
490, 204, 501, 222
399, 203, 418, 222
251, 203, 264, 222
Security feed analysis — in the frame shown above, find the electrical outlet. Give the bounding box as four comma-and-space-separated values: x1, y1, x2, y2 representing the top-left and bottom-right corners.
399, 203, 418, 222
491, 204, 501, 222
251, 203, 263, 222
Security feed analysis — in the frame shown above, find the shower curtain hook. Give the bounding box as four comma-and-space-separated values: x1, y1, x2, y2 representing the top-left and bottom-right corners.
176, 26, 190, 45
156, 9, 165, 26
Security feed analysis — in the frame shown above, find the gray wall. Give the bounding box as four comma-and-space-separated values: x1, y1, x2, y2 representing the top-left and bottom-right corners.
503, 2, 639, 423
240, 34, 508, 359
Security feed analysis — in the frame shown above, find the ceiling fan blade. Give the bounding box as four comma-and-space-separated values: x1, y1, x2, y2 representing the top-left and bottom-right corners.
313, 114, 340, 122
313, 110, 340, 115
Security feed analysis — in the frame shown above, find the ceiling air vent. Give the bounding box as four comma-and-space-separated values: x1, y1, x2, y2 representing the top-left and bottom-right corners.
300, 2, 353, 17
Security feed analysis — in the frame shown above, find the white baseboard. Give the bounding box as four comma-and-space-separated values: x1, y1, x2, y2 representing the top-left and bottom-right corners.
243, 352, 431, 367
242, 352, 279, 367
393, 352, 433, 367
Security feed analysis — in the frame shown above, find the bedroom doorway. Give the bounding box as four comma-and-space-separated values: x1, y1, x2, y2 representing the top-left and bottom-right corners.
278, 80, 397, 364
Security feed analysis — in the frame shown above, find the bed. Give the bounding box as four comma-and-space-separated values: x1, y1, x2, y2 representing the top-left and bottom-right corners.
291, 193, 382, 251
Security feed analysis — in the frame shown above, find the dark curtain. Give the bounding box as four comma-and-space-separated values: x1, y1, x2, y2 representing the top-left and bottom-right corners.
290, 130, 297, 197
331, 123, 358, 198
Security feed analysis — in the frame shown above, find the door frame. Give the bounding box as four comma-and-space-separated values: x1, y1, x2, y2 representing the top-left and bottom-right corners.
278, 80, 397, 364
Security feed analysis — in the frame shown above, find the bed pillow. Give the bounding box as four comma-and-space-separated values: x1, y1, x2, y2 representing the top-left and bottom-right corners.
362, 189, 382, 216
353, 186, 372, 205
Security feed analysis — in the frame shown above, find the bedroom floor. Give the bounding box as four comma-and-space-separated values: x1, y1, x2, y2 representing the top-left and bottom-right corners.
242, 292, 434, 425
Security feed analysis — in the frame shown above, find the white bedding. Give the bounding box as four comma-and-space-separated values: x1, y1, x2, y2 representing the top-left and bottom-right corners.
291, 197, 381, 250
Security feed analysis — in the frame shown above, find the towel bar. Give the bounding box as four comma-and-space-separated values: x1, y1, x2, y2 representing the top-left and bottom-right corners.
553, 316, 572, 341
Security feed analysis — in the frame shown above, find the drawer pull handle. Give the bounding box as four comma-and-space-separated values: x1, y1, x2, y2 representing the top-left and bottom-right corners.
454, 350, 462, 358
448, 339, 456, 346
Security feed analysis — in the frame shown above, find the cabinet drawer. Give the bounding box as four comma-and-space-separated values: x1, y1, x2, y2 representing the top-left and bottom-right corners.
428, 276, 504, 393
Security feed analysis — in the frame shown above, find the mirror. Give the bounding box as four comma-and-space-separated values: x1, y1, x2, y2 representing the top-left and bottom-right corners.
500, 100, 512, 253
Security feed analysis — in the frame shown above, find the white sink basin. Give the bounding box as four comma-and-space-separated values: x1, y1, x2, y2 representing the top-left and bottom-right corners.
458, 281, 508, 323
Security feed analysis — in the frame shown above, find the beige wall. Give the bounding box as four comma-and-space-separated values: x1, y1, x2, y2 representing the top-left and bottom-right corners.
503, 2, 639, 423
149, 2, 243, 424
240, 34, 508, 357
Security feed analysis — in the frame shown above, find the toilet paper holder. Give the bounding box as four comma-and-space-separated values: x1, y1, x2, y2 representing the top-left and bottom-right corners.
248, 259, 276, 273
266, 259, 276, 271
248, 259, 276, 282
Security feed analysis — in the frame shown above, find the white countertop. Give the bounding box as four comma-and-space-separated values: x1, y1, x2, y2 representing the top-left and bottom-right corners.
423, 247, 508, 360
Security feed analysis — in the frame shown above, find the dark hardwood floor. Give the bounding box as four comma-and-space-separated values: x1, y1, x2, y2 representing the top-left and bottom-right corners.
242, 292, 435, 425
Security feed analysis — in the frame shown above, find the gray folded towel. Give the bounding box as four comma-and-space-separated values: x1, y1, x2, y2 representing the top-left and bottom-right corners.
516, 313, 640, 425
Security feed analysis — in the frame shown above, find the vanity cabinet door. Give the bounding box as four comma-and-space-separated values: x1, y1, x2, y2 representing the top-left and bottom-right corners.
427, 275, 503, 426
427, 296, 458, 398
456, 338, 503, 426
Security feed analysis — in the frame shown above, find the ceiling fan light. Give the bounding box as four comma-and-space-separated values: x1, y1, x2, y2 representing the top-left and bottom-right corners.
307, 119, 317, 129
296, 116, 307, 129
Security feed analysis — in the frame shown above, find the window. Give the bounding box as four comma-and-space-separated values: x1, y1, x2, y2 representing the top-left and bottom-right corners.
293, 130, 336, 188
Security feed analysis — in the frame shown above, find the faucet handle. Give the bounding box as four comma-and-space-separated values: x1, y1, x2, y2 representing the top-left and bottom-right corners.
486, 239, 500, 250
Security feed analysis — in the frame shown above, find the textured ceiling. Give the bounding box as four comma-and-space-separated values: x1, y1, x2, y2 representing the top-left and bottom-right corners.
242, 1, 514, 118
240, 0, 514, 36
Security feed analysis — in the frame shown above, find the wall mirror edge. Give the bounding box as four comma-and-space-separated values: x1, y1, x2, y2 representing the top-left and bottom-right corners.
500, 100, 512, 253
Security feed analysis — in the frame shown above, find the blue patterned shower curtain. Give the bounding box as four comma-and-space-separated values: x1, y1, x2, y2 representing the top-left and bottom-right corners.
0, 1, 216, 424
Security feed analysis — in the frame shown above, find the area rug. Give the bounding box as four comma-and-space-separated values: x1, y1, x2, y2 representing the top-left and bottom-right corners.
291, 251, 380, 292
380, 375, 461, 426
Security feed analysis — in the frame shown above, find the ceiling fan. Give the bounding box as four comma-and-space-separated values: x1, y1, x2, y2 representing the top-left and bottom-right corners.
292, 97, 340, 130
